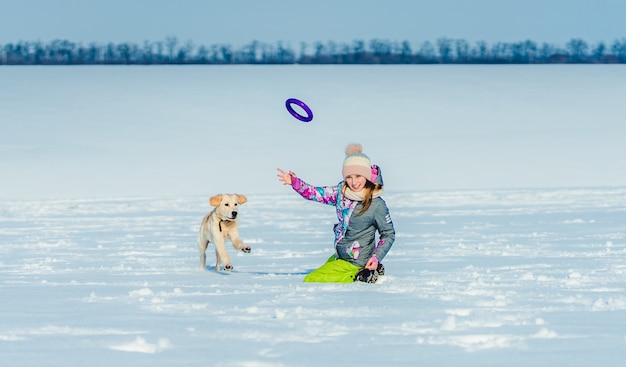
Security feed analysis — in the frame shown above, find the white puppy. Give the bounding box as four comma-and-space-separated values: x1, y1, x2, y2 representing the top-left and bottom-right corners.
197, 194, 250, 271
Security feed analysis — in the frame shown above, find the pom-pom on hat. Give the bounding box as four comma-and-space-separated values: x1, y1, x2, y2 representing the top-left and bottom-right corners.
342, 143, 372, 180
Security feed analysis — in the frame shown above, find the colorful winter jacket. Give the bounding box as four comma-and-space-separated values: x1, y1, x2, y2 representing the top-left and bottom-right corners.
290, 165, 395, 267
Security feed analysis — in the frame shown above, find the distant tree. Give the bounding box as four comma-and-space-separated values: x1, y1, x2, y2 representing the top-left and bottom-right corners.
276, 41, 295, 63
454, 39, 469, 62
241, 40, 260, 63
117, 43, 131, 64
165, 36, 178, 62
436, 37, 453, 63
509, 42, 523, 63
417, 41, 436, 63
326, 41, 338, 63
177, 40, 194, 63
209, 44, 220, 62
260, 43, 273, 63
566, 38, 589, 62
88, 42, 100, 64
523, 40, 538, 63
610, 38, 626, 61
299, 42, 308, 61
538, 43, 556, 62
46, 39, 75, 64
220, 45, 233, 63
352, 40, 366, 63
141, 41, 154, 64
33, 42, 46, 64
196, 45, 209, 63
370, 39, 392, 62
312, 41, 326, 63
400, 40, 412, 63
474, 41, 489, 62
104, 43, 116, 63
491, 42, 509, 63
2, 36, 626, 65
155, 41, 165, 63
592, 42, 606, 62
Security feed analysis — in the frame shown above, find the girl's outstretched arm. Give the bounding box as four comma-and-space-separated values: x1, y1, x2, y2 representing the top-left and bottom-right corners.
277, 168, 338, 205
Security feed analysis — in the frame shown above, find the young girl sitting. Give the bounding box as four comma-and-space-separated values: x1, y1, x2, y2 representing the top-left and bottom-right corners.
276, 143, 395, 283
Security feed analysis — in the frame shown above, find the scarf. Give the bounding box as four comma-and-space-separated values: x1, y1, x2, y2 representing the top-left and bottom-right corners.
342, 186, 384, 201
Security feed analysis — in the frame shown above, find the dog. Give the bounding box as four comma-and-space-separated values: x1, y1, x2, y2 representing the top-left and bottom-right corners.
197, 194, 250, 271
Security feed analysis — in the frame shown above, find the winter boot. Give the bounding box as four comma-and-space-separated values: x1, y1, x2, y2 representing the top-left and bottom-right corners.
376, 263, 385, 276
354, 268, 379, 283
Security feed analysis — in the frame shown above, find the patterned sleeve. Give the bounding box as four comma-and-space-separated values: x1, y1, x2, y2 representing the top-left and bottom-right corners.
291, 177, 339, 206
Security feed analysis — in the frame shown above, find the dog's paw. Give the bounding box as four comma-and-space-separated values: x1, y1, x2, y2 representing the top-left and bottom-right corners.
224, 264, 233, 271
241, 246, 251, 253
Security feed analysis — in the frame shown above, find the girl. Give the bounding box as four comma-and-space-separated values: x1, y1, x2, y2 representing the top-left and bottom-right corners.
276, 143, 395, 283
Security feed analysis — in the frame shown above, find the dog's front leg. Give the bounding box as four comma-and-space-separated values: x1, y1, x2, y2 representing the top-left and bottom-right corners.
231, 237, 251, 253
229, 228, 251, 253
213, 237, 233, 271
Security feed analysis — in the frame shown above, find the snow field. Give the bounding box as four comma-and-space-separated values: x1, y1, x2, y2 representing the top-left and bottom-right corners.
1, 188, 625, 366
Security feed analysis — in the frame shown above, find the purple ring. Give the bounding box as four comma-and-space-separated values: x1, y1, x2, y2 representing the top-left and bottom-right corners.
285, 98, 313, 122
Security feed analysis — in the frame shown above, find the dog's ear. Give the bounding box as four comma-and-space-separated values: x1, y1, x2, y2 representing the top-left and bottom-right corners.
236, 195, 247, 205
209, 195, 223, 207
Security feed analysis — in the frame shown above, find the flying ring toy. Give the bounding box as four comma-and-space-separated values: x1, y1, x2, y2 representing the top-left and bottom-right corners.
285, 98, 313, 122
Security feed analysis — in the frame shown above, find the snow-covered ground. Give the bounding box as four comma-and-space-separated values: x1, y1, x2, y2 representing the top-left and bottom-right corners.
1, 65, 625, 366
1, 65, 625, 198
1, 188, 625, 366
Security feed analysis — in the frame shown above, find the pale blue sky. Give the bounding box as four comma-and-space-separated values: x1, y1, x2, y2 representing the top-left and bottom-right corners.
1, 0, 625, 47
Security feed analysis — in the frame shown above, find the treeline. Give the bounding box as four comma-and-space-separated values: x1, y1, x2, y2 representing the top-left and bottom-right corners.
2, 37, 626, 65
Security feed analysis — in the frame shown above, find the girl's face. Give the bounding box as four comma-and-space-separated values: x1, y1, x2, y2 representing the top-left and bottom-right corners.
345, 174, 367, 192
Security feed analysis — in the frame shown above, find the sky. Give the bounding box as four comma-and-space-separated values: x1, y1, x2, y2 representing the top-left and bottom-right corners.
1, 0, 626, 48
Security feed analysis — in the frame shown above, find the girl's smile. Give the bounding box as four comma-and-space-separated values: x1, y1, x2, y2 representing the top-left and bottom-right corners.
345, 174, 366, 192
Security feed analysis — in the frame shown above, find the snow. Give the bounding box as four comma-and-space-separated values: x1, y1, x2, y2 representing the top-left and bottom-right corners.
2, 65, 626, 198
1, 65, 626, 366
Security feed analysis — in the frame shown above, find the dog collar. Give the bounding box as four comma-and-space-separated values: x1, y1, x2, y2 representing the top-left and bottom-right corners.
218, 219, 232, 232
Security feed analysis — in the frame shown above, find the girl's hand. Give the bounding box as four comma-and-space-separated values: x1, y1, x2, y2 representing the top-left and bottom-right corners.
277, 168, 295, 185
365, 255, 379, 270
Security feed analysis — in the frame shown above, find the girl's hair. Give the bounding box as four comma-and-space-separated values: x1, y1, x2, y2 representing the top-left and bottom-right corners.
343, 180, 383, 214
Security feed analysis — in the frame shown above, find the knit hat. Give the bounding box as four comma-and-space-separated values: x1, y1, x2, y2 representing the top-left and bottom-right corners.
342, 143, 372, 180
